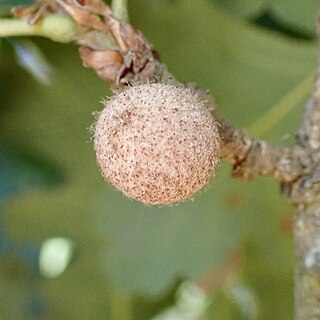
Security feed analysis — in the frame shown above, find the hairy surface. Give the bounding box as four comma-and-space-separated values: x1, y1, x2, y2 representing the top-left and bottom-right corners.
94, 83, 221, 205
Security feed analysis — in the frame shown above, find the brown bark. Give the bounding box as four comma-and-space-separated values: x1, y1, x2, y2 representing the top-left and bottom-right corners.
287, 28, 320, 316
294, 203, 320, 320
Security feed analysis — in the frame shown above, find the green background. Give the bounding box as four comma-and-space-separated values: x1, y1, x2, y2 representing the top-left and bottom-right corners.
0, 0, 318, 319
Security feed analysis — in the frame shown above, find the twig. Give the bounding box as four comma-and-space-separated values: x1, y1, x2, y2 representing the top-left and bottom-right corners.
193, 87, 311, 183
0, 16, 76, 43
297, 81, 320, 161
286, 13, 320, 320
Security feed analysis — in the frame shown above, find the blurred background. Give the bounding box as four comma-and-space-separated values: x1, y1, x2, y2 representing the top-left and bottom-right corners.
0, 0, 319, 319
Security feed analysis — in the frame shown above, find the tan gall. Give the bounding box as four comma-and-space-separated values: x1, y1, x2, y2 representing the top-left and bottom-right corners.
94, 83, 221, 205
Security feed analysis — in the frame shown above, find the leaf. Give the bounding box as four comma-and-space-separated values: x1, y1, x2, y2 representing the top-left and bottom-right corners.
270, 0, 319, 35
0, 144, 64, 320
212, 0, 266, 17
96, 166, 240, 295
0, 258, 38, 320
0, 44, 115, 319
213, 0, 319, 36
0, 0, 34, 8
0, 142, 62, 204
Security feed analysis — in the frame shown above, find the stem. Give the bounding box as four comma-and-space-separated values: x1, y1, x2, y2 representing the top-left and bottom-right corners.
0, 15, 76, 43
111, 0, 129, 22
294, 203, 320, 320
196, 89, 311, 182
297, 72, 320, 161
287, 17, 320, 319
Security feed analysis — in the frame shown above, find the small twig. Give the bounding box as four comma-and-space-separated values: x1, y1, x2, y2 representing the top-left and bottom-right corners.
195, 89, 311, 183
215, 111, 310, 182
0, 16, 76, 43
297, 81, 320, 160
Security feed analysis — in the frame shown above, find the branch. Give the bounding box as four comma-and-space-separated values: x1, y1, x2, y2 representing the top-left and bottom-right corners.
0, 15, 76, 43
195, 89, 311, 183
297, 85, 320, 160
287, 13, 320, 320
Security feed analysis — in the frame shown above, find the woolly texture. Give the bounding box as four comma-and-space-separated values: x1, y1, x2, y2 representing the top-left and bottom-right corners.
94, 83, 221, 205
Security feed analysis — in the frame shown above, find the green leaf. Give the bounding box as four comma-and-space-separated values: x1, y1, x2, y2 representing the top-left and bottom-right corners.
270, 0, 319, 35
212, 0, 266, 17
213, 0, 319, 36
96, 166, 240, 295
0, 44, 114, 319
0, 258, 37, 320
0, 0, 34, 8
0, 142, 63, 202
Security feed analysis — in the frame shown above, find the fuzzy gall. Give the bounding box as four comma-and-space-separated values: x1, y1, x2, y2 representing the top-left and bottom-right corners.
94, 83, 221, 205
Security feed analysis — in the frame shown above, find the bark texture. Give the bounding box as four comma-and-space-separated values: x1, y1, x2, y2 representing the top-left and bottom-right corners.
287, 35, 320, 317
284, 171, 320, 319
294, 203, 320, 320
